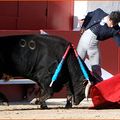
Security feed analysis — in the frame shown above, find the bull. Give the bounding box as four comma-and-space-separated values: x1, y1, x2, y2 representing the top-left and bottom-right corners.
0, 34, 98, 109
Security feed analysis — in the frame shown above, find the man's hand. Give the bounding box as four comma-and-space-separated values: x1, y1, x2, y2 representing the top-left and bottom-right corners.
80, 28, 85, 35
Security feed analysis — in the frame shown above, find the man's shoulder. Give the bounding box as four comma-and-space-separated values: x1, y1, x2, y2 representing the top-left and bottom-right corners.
93, 8, 108, 17
94, 8, 106, 14
96, 8, 103, 11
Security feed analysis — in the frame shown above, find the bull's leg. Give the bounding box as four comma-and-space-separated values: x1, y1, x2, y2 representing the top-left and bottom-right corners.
29, 82, 52, 109
65, 95, 72, 108
29, 90, 49, 109
38, 90, 50, 109
35, 88, 50, 109
40, 101, 48, 109
65, 83, 73, 108
30, 85, 73, 109
37, 86, 53, 109
30, 98, 48, 109
39, 88, 51, 102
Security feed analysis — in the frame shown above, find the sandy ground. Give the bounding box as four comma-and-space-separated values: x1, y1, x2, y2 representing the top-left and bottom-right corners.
0, 98, 120, 119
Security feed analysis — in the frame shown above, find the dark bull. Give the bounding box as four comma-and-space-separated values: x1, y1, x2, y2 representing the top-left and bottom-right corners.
0, 34, 98, 108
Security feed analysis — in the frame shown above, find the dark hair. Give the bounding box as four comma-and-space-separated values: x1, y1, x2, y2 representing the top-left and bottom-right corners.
109, 11, 120, 25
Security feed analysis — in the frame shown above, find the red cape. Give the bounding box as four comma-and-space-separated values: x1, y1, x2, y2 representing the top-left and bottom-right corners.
90, 73, 120, 109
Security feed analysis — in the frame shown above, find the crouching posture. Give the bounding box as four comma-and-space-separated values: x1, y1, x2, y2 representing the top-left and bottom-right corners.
0, 34, 98, 109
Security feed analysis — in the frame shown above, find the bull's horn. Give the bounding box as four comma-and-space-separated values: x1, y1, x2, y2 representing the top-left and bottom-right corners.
85, 81, 92, 101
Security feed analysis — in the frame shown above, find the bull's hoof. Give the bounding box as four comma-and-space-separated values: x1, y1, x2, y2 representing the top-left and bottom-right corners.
30, 98, 39, 105
65, 101, 72, 109
40, 102, 48, 109
0, 102, 9, 106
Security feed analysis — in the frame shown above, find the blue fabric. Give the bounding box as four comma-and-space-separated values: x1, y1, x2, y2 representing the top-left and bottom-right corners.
78, 57, 89, 80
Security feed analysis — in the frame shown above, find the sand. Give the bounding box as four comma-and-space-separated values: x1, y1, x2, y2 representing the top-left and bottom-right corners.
0, 98, 120, 119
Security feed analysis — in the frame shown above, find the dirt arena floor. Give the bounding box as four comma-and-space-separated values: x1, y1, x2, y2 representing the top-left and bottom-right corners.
0, 98, 120, 119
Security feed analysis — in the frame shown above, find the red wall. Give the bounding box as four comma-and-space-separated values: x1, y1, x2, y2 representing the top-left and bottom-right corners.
0, 85, 24, 101
0, 1, 17, 29
47, 1, 73, 30
0, 1, 73, 30
100, 39, 119, 75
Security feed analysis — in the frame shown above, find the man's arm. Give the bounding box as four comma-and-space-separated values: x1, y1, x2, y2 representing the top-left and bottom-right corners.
81, 11, 94, 30
113, 30, 120, 46
81, 8, 104, 30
